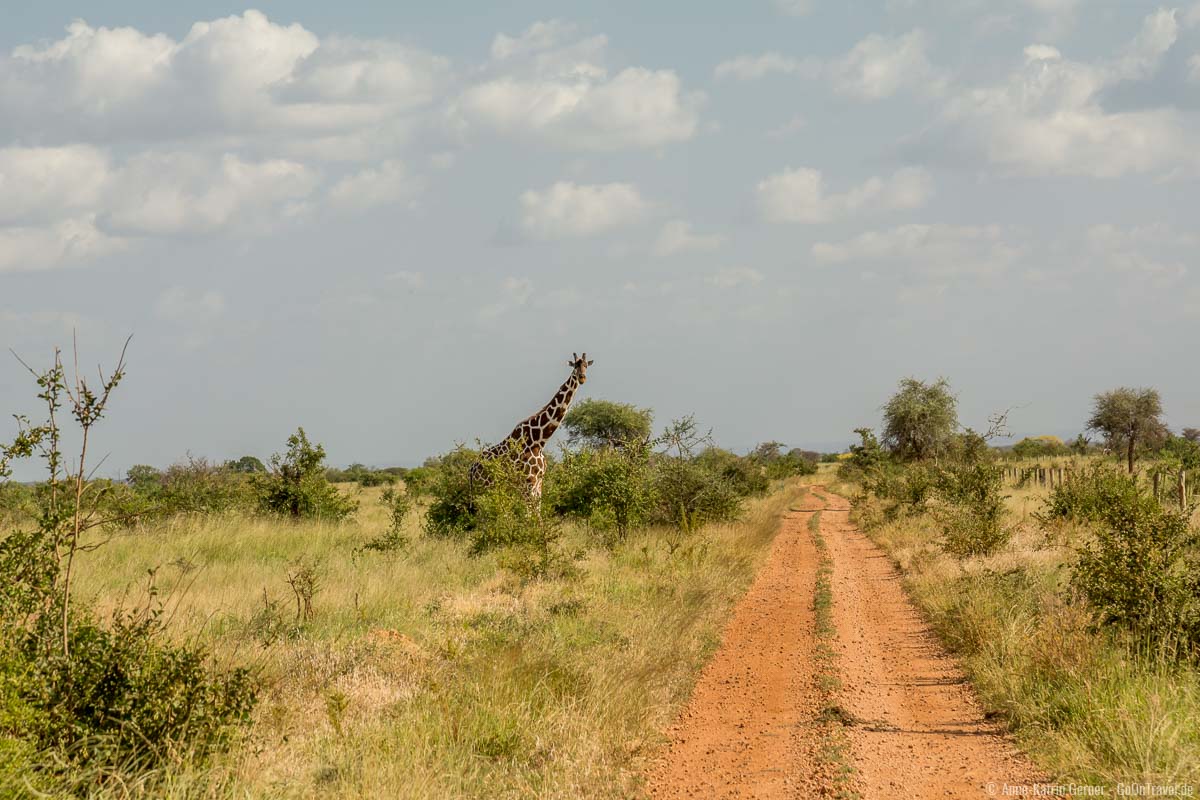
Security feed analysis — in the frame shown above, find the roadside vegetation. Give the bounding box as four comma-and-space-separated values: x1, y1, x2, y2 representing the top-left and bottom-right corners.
0, 346, 822, 798
842, 377, 1200, 787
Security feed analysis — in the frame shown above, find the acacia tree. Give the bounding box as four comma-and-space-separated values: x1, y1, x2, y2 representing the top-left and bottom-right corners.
562, 399, 653, 449
1086, 387, 1167, 474
881, 377, 959, 462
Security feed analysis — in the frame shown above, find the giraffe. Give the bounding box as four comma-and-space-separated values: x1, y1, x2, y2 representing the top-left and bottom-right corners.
470, 352, 593, 504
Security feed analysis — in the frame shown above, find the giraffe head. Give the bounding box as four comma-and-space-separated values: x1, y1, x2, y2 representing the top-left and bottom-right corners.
567, 352, 594, 384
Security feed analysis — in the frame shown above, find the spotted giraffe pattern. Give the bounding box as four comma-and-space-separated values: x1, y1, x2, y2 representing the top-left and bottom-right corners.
471, 353, 593, 503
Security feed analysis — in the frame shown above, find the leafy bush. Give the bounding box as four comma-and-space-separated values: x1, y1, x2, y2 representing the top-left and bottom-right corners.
0, 343, 257, 790
840, 427, 888, 481
326, 463, 400, 487
358, 486, 411, 554
423, 448, 482, 538
765, 453, 817, 479
1011, 435, 1070, 459
694, 448, 769, 497
1040, 463, 1143, 524
547, 445, 655, 540
934, 463, 1010, 557
650, 457, 741, 530
745, 442, 817, 480
1072, 492, 1200, 653
254, 428, 357, 521
6, 608, 256, 775
648, 417, 744, 530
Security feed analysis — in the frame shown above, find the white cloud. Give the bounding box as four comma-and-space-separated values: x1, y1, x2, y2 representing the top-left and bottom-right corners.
0, 146, 111, 225
715, 52, 816, 80
831, 30, 946, 99
811, 224, 1021, 276
519, 181, 649, 239
102, 153, 317, 236
328, 160, 417, 211
757, 166, 932, 223
456, 21, 701, 150
1023, 44, 1061, 63
0, 216, 125, 273
0, 11, 447, 148
154, 287, 226, 322
716, 30, 943, 100
654, 220, 726, 256
490, 20, 582, 61
706, 266, 763, 288
929, 8, 1193, 178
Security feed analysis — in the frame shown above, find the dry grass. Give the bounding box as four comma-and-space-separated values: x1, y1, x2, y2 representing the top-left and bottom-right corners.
852, 469, 1200, 788
72, 479, 812, 799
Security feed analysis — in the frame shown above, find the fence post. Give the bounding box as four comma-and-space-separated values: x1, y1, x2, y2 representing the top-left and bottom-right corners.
1153, 472, 1160, 501
1180, 469, 1187, 509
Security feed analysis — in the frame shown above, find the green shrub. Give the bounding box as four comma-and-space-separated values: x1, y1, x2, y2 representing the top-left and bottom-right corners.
326, 463, 399, 487
547, 445, 655, 540
7, 608, 256, 775
423, 448, 482, 538
1012, 435, 1070, 459
650, 457, 741, 530
746, 442, 817, 480
0, 344, 257, 791
934, 463, 1010, 557
765, 453, 817, 479
1040, 463, 1142, 524
254, 428, 357, 521
840, 427, 888, 481
358, 486, 411, 554
694, 448, 769, 497
1072, 492, 1200, 653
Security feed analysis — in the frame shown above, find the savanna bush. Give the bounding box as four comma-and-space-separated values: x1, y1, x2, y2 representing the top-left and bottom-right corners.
7, 609, 256, 776
423, 447, 482, 538
649, 456, 742, 531
547, 445, 655, 541
0, 344, 257, 790
694, 448, 769, 497
254, 428, 357, 521
1072, 490, 1200, 654
934, 463, 1010, 557
1040, 462, 1143, 524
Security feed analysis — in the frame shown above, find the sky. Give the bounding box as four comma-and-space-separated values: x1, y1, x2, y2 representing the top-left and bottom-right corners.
2, 0, 1199, 477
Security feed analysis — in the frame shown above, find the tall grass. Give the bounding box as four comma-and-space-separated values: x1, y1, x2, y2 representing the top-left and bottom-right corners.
71, 479, 811, 798
855, 476, 1200, 787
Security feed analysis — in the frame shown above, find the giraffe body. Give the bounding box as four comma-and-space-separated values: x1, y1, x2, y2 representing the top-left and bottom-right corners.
471, 353, 593, 503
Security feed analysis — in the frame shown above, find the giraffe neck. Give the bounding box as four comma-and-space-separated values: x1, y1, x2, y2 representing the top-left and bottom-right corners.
510, 371, 581, 448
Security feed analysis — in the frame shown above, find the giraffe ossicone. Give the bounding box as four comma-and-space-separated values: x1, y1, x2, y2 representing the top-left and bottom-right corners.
470, 352, 594, 503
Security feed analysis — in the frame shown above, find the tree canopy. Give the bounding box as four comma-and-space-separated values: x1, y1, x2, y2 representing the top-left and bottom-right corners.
1086, 387, 1167, 473
881, 377, 959, 462
562, 399, 653, 449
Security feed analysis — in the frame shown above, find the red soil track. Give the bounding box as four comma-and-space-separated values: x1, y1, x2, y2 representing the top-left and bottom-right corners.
645, 486, 1041, 798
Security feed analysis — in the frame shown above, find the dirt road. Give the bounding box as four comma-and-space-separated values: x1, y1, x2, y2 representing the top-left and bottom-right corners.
645, 485, 1041, 798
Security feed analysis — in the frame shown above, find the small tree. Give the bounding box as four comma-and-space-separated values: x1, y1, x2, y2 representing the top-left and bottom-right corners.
562, 399, 653, 449
225, 455, 267, 474
256, 428, 357, 520
881, 377, 958, 462
1086, 387, 1167, 474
